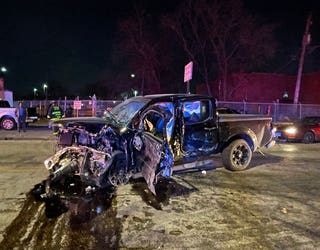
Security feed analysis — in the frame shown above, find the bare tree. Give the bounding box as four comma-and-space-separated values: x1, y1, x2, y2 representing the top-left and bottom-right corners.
163, 0, 276, 100
162, 0, 213, 96
118, 5, 162, 95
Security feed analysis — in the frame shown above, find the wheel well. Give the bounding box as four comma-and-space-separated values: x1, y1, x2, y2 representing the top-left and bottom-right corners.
222, 134, 254, 152
0, 115, 17, 126
303, 130, 315, 140
0, 115, 15, 121
304, 130, 315, 136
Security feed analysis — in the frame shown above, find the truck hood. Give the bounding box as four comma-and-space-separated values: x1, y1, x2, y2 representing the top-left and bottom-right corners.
52, 117, 113, 134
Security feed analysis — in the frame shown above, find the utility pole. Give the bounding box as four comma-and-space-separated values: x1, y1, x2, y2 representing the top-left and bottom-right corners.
294, 14, 312, 104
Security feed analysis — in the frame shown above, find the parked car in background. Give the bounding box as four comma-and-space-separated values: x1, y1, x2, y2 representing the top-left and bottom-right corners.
26, 107, 38, 124
0, 100, 38, 130
216, 107, 241, 115
0, 100, 18, 130
274, 116, 320, 143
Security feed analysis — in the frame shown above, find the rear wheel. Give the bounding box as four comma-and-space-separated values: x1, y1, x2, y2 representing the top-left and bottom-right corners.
1, 117, 16, 130
302, 131, 315, 144
222, 139, 252, 171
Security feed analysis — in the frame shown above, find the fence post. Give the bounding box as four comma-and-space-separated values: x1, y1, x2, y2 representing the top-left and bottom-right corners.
39, 100, 42, 118
91, 94, 97, 117
64, 96, 67, 113
299, 102, 302, 119
273, 101, 277, 122
266, 105, 271, 115
242, 100, 246, 114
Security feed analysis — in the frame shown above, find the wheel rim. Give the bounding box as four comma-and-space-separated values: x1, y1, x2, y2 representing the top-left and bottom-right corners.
108, 170, 129, 186
108, 159, 129, 186
304, 133, 314, 143
2, 119, 14, 130
231, 144, 250, 167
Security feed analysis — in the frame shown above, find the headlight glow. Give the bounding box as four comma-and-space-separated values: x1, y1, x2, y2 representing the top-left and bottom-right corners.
120, 127, 127, 133
285, 127, 297, 135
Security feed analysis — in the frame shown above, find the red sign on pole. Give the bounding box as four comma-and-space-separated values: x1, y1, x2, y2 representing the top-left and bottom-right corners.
184, 61, 193, 83
73, 100, 82, 110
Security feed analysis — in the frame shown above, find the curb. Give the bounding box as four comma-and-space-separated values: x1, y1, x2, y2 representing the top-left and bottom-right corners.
0, 127, 56, 141
0, 137, 55, 141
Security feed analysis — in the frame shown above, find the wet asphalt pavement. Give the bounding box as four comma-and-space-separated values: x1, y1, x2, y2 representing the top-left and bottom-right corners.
0, 127, 319, 249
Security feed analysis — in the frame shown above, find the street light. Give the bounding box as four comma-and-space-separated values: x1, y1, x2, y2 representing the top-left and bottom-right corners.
43, 83, 48, 100
0, 67, 7, 78
33, 88, 37, 99
130, 74, 138, 97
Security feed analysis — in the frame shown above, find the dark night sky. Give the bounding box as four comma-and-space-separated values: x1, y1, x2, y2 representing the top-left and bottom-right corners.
1, 0, 320, 98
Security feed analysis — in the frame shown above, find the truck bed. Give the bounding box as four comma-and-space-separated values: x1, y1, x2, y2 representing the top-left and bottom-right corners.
217, 114, 273, 151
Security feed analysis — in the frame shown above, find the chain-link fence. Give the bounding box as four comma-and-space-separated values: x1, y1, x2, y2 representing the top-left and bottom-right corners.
217, 101, 320, 122
13, 99, 122, 118
13, 98, 320, 123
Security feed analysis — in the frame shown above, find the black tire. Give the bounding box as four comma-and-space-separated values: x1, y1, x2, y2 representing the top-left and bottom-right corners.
1, 117, 16, 130
302, 131, 315, 144
222, 139, 252, 171
31, 183, 46, 201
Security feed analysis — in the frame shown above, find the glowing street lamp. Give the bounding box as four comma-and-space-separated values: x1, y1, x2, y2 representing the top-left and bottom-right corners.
33, 88, 37, 99
1, 67, 7, 72
43, 83, 48, 100
130, 73, 135, 78
133, 89, 138, 97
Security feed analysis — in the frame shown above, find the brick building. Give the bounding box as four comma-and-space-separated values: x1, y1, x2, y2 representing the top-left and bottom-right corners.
197, 72, 320, 104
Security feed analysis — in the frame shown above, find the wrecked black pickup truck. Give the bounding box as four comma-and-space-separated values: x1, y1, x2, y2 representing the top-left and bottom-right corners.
44, 94, 274, 195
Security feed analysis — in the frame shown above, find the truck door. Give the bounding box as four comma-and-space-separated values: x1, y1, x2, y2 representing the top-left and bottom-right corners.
181, 99, 218, 157
134, 103, 174, 194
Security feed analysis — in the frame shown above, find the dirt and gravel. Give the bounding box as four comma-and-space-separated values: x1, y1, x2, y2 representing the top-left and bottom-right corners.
0, 127, 319, 249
